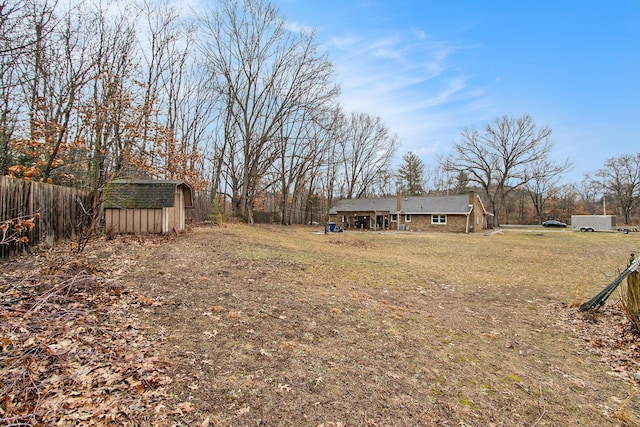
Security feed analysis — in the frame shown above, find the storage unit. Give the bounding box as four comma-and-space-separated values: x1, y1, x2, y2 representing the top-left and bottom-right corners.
570, 215, 616, 232
104, 179, 193, 234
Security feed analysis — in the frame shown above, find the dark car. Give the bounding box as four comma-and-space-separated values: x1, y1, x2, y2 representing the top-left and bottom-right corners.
542, 220, 567, 228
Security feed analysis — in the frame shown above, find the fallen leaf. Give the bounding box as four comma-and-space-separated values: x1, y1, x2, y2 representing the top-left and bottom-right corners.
278, 383, 292, 392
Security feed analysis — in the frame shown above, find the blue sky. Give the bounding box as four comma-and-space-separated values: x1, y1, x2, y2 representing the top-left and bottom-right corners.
272, 0, 640, 184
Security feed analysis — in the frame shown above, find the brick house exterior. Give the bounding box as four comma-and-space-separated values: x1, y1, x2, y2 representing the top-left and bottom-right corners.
329, 191, 491, 233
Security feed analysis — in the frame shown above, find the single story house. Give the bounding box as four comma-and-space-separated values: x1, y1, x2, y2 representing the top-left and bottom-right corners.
329, 191, 491, 233
104, 179, 193, 234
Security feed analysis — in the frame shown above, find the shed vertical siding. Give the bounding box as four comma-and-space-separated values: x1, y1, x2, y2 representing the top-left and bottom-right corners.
105, 209, 114, 234
152, 209, 162, 233
105, 208, 165, 234
139, 209, 148, 233
176, 188, 185, 231
162, 207, 170, 234
126, 209, 134, 233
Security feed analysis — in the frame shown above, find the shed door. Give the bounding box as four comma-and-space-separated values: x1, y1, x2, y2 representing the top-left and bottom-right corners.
174, 188, 185, 231
163, 188, 185, 234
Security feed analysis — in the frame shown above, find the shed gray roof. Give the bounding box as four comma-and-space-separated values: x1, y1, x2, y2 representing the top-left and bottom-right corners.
104, 179, 193, 209
330, 194, 472, 215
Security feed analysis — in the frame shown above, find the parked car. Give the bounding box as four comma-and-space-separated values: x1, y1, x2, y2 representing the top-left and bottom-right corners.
542, 220, 567, 228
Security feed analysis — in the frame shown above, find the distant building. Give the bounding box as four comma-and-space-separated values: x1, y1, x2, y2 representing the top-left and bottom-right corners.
329, 191, 491, 233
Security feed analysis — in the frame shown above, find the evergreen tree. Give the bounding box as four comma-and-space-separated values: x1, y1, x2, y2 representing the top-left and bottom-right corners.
398, 152, 426, 196
454, 170, 470, 194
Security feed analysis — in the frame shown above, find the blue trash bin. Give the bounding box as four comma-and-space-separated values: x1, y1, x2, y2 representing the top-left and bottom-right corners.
328, 222, 336, 232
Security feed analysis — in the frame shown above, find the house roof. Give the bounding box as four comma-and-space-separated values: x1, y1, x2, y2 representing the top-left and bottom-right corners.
330, 197, 397, 214
330, 194, 474, 215
402, 194, 472, 214
104, 179, 193, 209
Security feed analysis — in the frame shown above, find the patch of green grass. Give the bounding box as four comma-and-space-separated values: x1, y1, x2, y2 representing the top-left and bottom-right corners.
430, 385, 444, 395
459, 397, 475, 409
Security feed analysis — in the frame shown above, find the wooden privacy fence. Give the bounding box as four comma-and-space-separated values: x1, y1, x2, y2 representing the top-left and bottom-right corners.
0, 176, 94, 258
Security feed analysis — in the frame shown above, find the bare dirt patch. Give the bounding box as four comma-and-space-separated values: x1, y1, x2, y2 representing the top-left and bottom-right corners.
3, 224, 640, 426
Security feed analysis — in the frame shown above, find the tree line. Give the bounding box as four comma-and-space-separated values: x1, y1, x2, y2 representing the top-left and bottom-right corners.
1, 0, 638, 227
0, 0, 398, 224
395, 114, 639, 226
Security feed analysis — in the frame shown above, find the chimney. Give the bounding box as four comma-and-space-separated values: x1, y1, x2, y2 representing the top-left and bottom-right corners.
468, 190, 475, 206
397, 189, 402, 212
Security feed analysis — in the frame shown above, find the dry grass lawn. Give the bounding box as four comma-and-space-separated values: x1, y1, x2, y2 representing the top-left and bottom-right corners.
98, 224, 640, 426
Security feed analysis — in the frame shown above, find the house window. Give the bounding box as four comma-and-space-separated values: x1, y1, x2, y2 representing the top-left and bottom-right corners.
390, 214, 397, 222
341, 215, 346, 223
431, 214, 447, 224
405, 214, 411, 222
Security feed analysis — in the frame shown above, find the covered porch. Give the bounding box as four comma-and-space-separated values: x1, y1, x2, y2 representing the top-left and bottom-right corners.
335, 210, 391, 231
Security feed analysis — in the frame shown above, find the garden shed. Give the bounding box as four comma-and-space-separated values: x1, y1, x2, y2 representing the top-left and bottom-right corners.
104, 179, 193, 234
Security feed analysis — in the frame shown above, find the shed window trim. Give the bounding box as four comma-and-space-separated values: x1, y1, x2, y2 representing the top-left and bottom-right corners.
390, 214, 397, 222
405, 214, 411, 222
431, 214, 447, 224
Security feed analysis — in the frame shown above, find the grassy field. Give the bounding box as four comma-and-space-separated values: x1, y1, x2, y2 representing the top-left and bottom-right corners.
111, 224, 640, 426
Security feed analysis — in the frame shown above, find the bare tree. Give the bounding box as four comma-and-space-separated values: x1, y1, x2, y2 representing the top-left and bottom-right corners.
369, 167, 396, 197
210, 89, 240, 206
340, 111, 397, 198
198, 0, 337, 222
272, 110, 315, 224
38, 3, 95, 182
0, 0, 58, 178
557, 183, 580, 217
0, 0, 216, 243
88, 4, 138, 185
0, 0, 38, 173
572, 175, 603, 214
314, 106, 346, 223
599, 153, 640, 224
524, 157, 572, 223
299, 121, 335, 224
171, 61, 216, 187
428, 163, 456, 195
269, 81, 338, 224
135, 0, 197, 178
443, 114, 553, 226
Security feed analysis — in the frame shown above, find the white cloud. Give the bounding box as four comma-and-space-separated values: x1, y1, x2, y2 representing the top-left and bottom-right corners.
302, 18, 493, 166
284, 21, 315, 34
413, 142, 441, 157
327, 35, 359, 50
412, 29, 431, 40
